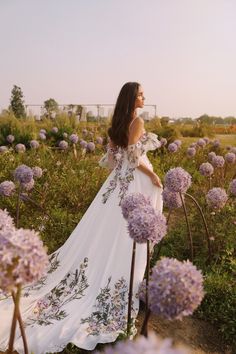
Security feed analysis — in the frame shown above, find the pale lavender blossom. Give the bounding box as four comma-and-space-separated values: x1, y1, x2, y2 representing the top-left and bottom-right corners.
6, 135, 15, 144
14, 165, 33, 184
21, 179, 35, 191
30, 140, 40, 149
0, 146, 8, 154
96, 137, 103, 145
206, 188, 228, 210
173, 139, 182, 147
87, 142, 95, 152
0, 209, 15, 230
63, 132, 68, 139
168, 143, 178, 153
58, 140, 68, 150
212, 155, 225, 168
208, 151, 216, 162
0, 181, 16, 197
121, 193, 152, 219
164, 167, 192, 193
231, 147, 236, 154
32, 166, 43, 179
225, 152, 235, 164
82, 129, 88, 136
162, 188, 182, 209
39, 129, 47, 134
95, 331, 188, 354
203, 137, 210, 144
199, 162, 214, 177
229, 179, 236, 196
197, 138, 206, 147
127, 206, 167, 244
186, 147, 196, 157
38, 132, 46, 140
51, 127, 58, 133
160, 137, 167, 146
141, 257, 204, 320
15, 143, 26, 153
213, 139, 220, 148
0, 224, 49, 292
80, 140, 87, 149
69, 134, 79, 144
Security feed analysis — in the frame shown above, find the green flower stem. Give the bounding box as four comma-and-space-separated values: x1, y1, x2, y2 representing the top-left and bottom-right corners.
185, 192, 212, 262
179, 193, 194, 261
142, 240, 150, 338
140, 309, 151, 336
16, 185, 22, 228
12, 291, 29, 354
73, 143, 77, 159
127, 241, 136, 337
8, 286, 21, 354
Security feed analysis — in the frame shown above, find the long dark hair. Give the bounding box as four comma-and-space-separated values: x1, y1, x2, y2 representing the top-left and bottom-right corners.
108, 82, 140, 147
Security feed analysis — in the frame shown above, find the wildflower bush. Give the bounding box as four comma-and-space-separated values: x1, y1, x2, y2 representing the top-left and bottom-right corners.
0, 113, 235, 351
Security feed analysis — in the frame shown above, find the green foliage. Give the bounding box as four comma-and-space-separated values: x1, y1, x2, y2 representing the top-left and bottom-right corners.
43, 98, 59, 116
9, 85, 26, 118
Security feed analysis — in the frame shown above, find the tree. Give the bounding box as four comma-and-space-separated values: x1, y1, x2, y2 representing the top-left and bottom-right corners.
43, 98, 59, 117
9, 85, 26, 118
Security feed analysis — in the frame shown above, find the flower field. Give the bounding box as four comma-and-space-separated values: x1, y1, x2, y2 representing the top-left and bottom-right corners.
0, 113, 235, 352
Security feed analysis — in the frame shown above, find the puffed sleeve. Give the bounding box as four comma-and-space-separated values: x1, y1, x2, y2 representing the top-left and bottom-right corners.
99, 146, 117, 169
127, 141, 144, 168
142, 132, 161, 152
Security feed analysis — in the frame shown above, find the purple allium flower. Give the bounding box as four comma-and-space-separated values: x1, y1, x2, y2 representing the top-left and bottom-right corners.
211, 155, 225, 168
213, 139, 220, 148
186, 147, 196, 157
173, 139, 182, 147
0, 209, 15, 230
229, 179, 236, 196
164, 167, 192, 194
127, 206, 167, 244
203, 137, 210, 144
0, 224, 49, 292
63, 132, 68, 139
21, 178, 35, 191
199, 162, 214, 177
32, 166, 43, 179
87, 142, 95, 152
39, 132, 46, 140
94, 331, 187, 354
30, 140, 40, 149
208, 151, 216, 162
197, 138, 206, 148
51, 126, 58, 133
206, 187, 228, 210
58, 140, 68, 150
225, 152, 235, 164
82, 129, 88, 136
141, 257, 204, 320
69, 133, 79, 144
96, 137, 103, 145
162, 188, 182, 209
80, 140, 87, 149
14, 165, 33, 184
15, 143, 26, 153
0, 146, 8, 154
40, 129, 47, 134
168, 143, 178, 153
6, 135, 15, 144
231, 147, 236, 154
0, 181, 16, 197
121, 193, 151, 219
160, 137, 167, 146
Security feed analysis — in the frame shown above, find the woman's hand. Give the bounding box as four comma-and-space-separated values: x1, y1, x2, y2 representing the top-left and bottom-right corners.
150, 172, 163, 188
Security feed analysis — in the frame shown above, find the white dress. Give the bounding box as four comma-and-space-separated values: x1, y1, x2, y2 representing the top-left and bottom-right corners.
0, 131, 163, 354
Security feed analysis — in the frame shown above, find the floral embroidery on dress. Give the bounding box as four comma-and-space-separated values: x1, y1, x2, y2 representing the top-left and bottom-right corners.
24, 257, 89, 327
81, 276, 136, 336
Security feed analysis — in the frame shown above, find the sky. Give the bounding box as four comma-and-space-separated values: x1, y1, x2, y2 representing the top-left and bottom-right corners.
1, 0, 236, 118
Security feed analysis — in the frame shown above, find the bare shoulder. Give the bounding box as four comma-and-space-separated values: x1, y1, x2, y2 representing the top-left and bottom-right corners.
128, 117, 144, 144
131, 116, 144, 128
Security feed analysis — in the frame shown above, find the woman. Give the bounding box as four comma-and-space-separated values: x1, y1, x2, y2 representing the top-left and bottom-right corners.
0, 82, 163, 353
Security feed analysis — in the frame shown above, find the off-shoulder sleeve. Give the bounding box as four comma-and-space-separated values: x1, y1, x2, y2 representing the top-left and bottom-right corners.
99, 146, 117, 169
127, 141, 144, 168
142, 132, 161, 152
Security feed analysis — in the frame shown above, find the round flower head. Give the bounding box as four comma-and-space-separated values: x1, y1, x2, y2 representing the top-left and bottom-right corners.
208, 151, 216, 162
14, 165, 33, 184
63, 132, 68, 139
199, 162, 214, 177
15, 143, 26, 153
127, 206, 167, 244
30, 140, 40, 149
82, 129, 88, 136
0, 209, 15, 230
69, 133, 79, 144
186, 147, 196, 157
51, 126, 58, 133
96, 137, 103, 145
203, 137, 210, 144
0, 227, 49, 292
164, 167, 192, 194
144, 257, 204, 320
173, 139, 182, 147
168, 143, 178, 153
212, 155, 225, 168
162, 188, 182, 209
231, 147, 236, 154
58, 140, 68, 150
40, 129, 47, 134
197, 138, 206, 147
160, 137, 167, 146
225, 152, 235, 164
121, 193, 151, 219
229, 179, 236, 196
206, 187, 228, 210
21, 178, 35, 191
39, 132, 46, 140
87, 142, 95, 152
0, 146, 8, 154
0, 181, 16, 197
80, 140, 87, 149
6, 135, 15, 144
213, 139, 220, 148
32, 166, 43, 179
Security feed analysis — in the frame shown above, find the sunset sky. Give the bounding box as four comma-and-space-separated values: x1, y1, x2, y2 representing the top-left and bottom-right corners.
1, 0, 236, 118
